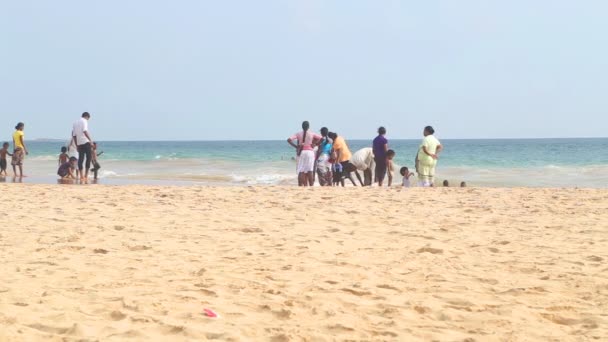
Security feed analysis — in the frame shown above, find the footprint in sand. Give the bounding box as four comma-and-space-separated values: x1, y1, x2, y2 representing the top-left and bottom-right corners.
341, 288, 372, 296
27, 323, 80, 335
371, 330, 399, 338
241, 227, 263, 233
270, 334, 291, 342
127, 245, 152, 251
326, 324, 355, 333
413, 305, 431, 314
540, 313, 593, 326
110, 311, 127, 321
477, 278, 499, 285
586, 255, 603, 262
272, 309, 292, 319
376, 284, 401, 292
417, 247, 443, 254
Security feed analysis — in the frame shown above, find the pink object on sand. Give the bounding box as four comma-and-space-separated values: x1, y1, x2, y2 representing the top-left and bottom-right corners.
204, 308, 218, 318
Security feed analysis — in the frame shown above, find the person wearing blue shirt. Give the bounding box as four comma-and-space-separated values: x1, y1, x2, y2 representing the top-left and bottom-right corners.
316, 127, 333, 186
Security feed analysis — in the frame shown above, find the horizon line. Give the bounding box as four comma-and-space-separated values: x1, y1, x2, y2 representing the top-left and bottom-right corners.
31, 136, 608, 142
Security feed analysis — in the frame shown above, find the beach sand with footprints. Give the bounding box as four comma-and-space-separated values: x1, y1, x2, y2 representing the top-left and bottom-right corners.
0, 184, 606, 341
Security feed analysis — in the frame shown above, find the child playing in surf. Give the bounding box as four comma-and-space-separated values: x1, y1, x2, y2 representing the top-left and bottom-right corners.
0, 142, 12, 176
58, 157, 78, 179
58, 146, 69, 166
400, 166, 415, 188
91, 142, 104, 180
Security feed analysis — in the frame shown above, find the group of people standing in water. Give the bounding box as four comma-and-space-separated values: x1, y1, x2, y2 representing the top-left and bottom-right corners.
0, 112, 102, 182
287, 122, 443, 187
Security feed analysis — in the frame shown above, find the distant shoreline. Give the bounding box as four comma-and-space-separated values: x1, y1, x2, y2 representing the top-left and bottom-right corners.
28, 137, 608, 143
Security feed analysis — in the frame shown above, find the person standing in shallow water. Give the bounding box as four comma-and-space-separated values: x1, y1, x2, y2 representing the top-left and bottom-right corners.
11, 122, 28, 178
72, 112, 93, 180
416, 125, 442, 187
316, 127, 333, 186
287, 121, 322, 186
372, 126, 389, 187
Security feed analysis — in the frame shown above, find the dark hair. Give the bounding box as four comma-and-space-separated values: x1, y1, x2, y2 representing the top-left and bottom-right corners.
443, 180, 449, 187
328, 132, 337, 140
400, 166, 408, 175
460, 181, 467, 187
387, 149, 395, 157
2, 142, 8, 146
320, 127, 329, 136
378, 126, 386, 135
15, 122, 24, 130
69, 157, 78, 162
82, 112, 91, 118
425, 126, 435, 135
301, 121, 310, 146
61, 146, 67, 153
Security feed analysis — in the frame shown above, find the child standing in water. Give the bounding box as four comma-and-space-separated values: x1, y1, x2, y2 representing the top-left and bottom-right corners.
386, 149, 396, 187
91, 142, 104, 180
400, 166, 415, 188
0, 142, 12, 176
58, 146, 69, 166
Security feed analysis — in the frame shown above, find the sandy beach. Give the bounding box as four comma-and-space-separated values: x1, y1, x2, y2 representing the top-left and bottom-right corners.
0, 184, 606, 341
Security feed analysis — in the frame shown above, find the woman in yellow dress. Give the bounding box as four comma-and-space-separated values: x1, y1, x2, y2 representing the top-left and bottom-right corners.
416, 126, 442, 187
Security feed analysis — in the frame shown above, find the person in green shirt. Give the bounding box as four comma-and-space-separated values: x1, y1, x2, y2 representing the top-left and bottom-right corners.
416, 126, 442, 187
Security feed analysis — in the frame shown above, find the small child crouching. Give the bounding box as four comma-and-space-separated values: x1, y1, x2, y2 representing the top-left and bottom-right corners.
58, 157, 78, 179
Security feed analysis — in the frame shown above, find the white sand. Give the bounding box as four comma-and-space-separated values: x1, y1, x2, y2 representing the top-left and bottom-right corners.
0, 184, 606, 341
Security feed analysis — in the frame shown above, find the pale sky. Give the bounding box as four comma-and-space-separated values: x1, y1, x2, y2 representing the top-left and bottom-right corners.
1, 0, 606, 141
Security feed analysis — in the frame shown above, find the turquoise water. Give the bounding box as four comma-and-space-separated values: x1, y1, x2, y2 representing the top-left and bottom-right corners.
8, 138, 608, 187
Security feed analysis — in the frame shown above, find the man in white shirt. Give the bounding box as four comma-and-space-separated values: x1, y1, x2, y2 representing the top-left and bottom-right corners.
351, 147, 375, 186
72, 112, 93, 180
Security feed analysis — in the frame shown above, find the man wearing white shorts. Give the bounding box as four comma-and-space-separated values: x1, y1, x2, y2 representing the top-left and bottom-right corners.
287, 121, 322, 186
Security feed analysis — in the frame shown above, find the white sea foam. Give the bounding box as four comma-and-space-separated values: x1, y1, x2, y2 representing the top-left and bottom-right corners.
15, 152, 608, 187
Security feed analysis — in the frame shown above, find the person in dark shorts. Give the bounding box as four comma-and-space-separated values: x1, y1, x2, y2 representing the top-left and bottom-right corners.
373, 126, 389, 187
328, 132, 360, 187
72, 112, 93, 180
0, 142, 12, 176
58, 157, 78, 179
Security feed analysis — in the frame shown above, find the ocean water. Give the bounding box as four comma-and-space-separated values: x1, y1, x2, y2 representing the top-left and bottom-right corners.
4, 138, 607, 187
